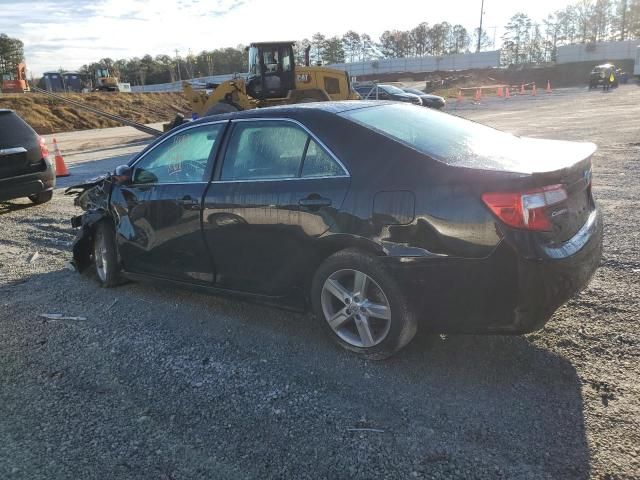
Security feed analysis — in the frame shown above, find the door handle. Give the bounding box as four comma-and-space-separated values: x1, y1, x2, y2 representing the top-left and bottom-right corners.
299, 195, 332, 208
180, 195, 202, 210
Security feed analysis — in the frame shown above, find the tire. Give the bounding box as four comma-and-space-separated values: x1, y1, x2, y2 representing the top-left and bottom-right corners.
311, 249, 417, 360
93, 221, 120, 288
28, 190, 53, 204
204, 102, 239, 117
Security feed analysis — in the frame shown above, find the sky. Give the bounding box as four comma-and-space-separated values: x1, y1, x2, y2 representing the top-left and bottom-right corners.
0, 0, 575, 77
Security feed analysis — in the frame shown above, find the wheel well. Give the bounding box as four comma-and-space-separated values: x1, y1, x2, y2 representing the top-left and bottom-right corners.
298, 236, 384, 302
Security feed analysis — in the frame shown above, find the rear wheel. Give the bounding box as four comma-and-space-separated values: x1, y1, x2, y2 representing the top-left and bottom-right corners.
28, 190, 53, 204
311, 249, 417, 360
204, 102, 239, 116
93, 221, 120, 287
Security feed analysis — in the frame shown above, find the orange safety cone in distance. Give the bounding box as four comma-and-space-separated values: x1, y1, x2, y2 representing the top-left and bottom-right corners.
53, 138, 70, 177
520, 83, 525, 94
532, 83, 537, 96
505, 86, 510, 99
496, 86, 503, 97
546, 80, 552, 93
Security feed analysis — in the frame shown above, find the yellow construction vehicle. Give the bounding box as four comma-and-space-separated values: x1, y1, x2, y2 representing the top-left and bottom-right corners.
184, 41, 359, 117
93, 68, 131, 92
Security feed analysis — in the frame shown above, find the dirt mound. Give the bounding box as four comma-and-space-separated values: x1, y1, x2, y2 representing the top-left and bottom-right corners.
0, 92, 191, 134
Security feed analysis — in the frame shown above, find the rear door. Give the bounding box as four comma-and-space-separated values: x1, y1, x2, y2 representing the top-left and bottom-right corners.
0, 111, 40, 179
202, 119, 350, 295
113, 121, 226, 284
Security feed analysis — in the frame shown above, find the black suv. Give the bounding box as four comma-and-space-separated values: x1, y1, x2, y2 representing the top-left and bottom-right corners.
0, 109, 55, 204
589, 64, 619, 89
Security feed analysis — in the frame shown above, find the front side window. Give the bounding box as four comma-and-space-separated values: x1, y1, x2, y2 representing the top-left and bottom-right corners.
134, 124, 223, 184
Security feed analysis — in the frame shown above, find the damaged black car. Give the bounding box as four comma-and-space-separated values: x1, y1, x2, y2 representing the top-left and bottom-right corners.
67, 101, 603, 359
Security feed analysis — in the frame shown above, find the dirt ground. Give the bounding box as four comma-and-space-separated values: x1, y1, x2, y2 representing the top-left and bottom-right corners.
0, 86, 638, 479
0, 92, 189, 134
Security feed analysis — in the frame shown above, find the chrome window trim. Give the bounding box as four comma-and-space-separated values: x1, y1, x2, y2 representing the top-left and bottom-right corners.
128, 120, 227, 186
221, 117, 351, 181
0, 146, 28, 157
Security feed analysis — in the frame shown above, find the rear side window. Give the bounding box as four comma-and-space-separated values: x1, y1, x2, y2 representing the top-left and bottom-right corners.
0, 112, 36, 147
220, 121, 346, 181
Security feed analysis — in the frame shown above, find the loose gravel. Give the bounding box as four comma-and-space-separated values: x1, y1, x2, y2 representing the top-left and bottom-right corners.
0, 86, 638, 479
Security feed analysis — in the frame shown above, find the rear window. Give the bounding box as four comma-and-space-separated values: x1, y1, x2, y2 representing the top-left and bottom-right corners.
340, 104, 523, 168
0, 111, 36, 146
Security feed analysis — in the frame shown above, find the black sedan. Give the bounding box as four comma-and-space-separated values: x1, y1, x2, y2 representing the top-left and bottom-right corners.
68, 102, 602, 359
353, 84, 422, 106
0, 109, 55, 204
402, 87, 446, 110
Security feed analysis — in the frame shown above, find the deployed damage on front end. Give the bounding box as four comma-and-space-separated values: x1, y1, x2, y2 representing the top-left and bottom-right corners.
65, 166, 132, 273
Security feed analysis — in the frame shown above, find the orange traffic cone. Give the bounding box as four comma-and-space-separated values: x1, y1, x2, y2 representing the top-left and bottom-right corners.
520, 83, 525, 95
532, 83, 537, 96
505, 86, 511, 99
474, 88, 481, 102
546, 80, 552, 93
496, 86, 503, 97
53, 138, 70, 177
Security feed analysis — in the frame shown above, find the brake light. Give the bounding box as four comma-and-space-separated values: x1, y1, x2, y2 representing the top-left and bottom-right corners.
39, 136, 49, 159
481, 184, 568, 231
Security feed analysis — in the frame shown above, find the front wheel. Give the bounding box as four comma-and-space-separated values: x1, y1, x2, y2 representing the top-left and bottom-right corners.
93, 221, 120, 287
311, 249, 417, 360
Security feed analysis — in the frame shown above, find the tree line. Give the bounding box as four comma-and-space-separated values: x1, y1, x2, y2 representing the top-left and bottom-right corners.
2, 0, 639, 86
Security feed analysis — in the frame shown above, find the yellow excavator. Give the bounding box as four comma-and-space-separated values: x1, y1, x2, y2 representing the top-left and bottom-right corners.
183, 41, 359, 118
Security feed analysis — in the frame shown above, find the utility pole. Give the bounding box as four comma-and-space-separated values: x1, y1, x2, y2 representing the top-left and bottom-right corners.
477, 0, 485, 52
621, 0, 628, 41
175, 49, 181, 82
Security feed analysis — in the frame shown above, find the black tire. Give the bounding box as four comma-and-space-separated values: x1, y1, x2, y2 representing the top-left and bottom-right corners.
28, 190, 53, 204
311, 249, 417, 360
204, 102, 239, 117
93, 221, 120, 288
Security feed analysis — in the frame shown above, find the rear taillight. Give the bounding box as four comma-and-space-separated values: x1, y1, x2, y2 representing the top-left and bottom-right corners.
481, 184, 568, 231
39, 136, 49, 159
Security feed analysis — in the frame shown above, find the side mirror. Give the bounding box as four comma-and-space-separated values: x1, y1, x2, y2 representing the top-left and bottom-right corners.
113, 164, 132, 184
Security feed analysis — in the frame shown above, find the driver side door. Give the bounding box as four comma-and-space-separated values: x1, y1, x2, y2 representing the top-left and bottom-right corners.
112, 121, 227, 284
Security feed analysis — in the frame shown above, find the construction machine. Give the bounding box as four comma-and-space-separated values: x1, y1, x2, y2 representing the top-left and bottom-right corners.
93, 68, 131, 92
1, 63, 30, 93
183, 41, 359, 118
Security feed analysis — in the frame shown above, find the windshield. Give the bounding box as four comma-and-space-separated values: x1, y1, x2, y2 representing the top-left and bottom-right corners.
380, 85, 405, 94
248, 46, 259, 75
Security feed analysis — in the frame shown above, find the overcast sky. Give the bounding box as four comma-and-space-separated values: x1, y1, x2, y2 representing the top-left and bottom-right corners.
0, 0, 574, 76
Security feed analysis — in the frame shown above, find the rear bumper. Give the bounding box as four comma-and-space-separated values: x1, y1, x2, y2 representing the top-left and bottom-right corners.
383, 208, 603, 334
0, 159, 55, 201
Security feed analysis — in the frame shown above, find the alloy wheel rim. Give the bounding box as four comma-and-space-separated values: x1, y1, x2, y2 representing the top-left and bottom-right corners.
321, 269, 391, 348
94, 233, 108, 282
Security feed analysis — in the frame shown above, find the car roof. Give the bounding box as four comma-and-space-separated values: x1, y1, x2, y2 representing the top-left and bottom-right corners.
196, 101, 389, 123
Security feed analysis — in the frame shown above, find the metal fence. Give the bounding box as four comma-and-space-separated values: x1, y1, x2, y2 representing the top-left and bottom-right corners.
328, 50, 501, 77
556, 40, 640, 64
131, 73, 235, 93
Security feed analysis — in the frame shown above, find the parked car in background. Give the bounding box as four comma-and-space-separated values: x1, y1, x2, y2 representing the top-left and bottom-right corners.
68, 101, 602, 359
0, 109, 54, 204
401, 87, 446, 109
353, 84, 422, 105
589, 64, 619, 89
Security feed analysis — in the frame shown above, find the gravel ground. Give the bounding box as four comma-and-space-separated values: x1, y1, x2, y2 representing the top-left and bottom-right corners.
0, 86, 638, 479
